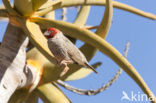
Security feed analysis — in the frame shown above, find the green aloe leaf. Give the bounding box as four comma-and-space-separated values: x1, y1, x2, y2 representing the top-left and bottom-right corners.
0, 9, 8, 18
3, 0, 18, 15
36, 0, 156, 20
80, 0, 113, 61
14, 0, 48, 16
95, 0, 113, 38
73, 6, 90, 26
32, 0, 48, 11
68, 6, 90, 43
14, 0, 34, 16
37, 83, 71, 103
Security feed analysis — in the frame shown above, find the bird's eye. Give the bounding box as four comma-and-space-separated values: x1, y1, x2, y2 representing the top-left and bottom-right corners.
49, 30, 53, 34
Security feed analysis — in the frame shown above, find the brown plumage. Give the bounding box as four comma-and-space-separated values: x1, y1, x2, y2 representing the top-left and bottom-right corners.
44, 28, 98, 77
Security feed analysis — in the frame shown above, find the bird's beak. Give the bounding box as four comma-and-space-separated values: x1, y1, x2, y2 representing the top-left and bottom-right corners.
44, 31, 49, 36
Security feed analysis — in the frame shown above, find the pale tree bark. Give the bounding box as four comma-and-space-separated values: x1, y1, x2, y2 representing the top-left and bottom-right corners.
0, 23, 35, 103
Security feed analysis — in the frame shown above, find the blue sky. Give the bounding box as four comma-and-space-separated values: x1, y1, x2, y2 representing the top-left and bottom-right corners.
0, 0, 156, 103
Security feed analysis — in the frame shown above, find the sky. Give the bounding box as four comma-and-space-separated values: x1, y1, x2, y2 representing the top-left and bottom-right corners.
0, 0, 156, 103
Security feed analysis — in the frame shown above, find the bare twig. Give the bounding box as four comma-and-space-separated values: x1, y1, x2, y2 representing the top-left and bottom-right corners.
61, 8, 67, 21
57, 42, 130, 95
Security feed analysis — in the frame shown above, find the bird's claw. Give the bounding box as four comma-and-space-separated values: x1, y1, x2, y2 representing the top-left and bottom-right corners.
59, 60, 70, 77
60, 66, 69, 77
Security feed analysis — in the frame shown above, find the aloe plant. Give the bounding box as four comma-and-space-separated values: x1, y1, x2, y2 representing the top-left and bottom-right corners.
0, 0, 156, 103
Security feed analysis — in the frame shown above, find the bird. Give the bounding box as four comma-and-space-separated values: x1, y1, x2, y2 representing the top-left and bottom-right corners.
44, 27, 98, 77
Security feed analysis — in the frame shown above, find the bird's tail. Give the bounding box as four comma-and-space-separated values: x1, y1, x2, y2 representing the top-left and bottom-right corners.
84, 62, 98, 74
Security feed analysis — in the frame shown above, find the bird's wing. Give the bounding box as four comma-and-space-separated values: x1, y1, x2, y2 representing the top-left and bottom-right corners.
48, 38, 68, 61
62, 36, 86, 65
62, 35, 98, 73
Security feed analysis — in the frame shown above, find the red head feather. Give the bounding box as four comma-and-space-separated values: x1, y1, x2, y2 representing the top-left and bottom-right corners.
45, 28, 60, 38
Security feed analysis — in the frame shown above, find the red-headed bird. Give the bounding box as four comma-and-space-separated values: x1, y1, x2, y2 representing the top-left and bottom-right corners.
44, 28, 98, 77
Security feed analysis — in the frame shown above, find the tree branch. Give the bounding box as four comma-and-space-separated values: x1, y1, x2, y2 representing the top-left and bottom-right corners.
0, 23, 28, 103
0, 23, 40, 103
